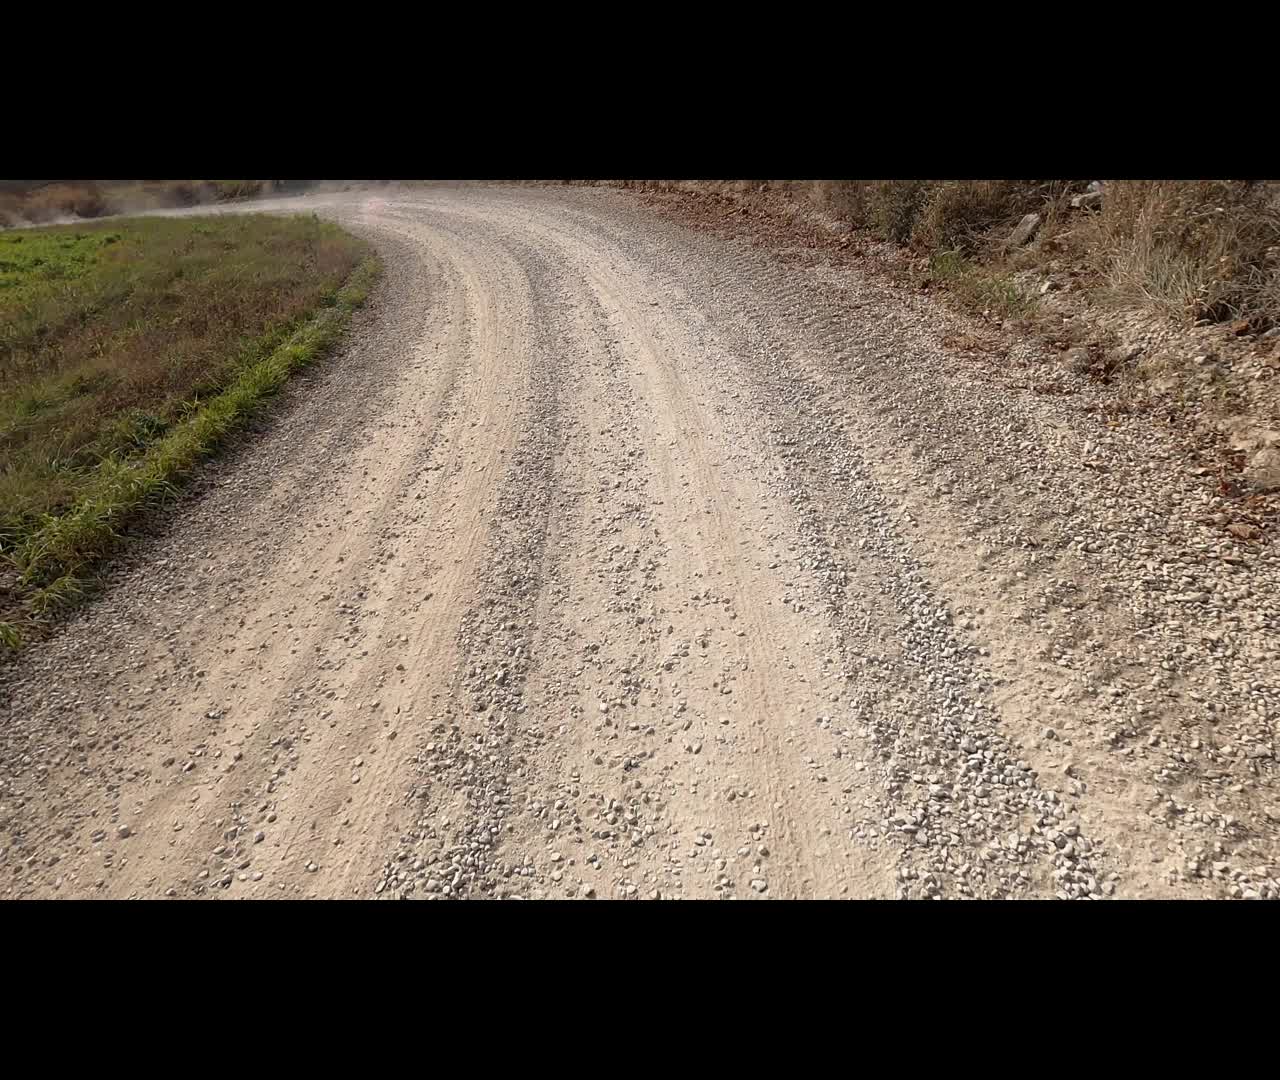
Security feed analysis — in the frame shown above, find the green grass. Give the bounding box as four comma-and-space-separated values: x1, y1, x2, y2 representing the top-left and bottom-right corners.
928, 249, 1037, 319
0, 229, 121, 296
0, 213, 378, 643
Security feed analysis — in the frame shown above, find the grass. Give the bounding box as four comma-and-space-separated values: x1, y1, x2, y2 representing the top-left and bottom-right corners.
927, 249, 1037, 320
0, 213, 377, 642
1095, 181, 1280, 328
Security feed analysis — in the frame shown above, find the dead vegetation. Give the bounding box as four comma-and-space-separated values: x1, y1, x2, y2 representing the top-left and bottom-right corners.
0, 180, 309, 229
1094, 181, 1280, 329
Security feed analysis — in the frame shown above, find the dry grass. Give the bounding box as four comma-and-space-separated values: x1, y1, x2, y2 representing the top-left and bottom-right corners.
800, 180, 1059, 250
1096, 181, 1280, 328
795, 180, 1280, 329
0, 213, 375, 639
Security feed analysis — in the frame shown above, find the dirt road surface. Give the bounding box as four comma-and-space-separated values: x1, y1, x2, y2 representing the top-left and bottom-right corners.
3, 186, 1278, 900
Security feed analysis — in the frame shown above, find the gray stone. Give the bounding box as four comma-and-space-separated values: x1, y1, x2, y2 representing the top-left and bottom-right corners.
1245, 446, 1280, 492
1063, 347, 1092, 374
1009, 213, 1042, 246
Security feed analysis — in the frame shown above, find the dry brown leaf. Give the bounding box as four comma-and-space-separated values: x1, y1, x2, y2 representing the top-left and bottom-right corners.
1226, 522, 1263, 541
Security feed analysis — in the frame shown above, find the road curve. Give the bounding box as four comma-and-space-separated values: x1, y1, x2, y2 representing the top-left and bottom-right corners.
2, 185, 1278, 900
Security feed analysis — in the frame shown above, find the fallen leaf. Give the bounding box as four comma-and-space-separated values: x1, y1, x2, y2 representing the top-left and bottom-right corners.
1226, 522, 1262, 541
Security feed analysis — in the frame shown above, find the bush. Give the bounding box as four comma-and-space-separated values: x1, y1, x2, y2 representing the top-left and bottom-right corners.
212, 180, 265, 202
806, 181, 871, 223
912, 181, 1050, 254
164, 181, 201, 207
864, 181, 935, 244
5, 183, 111, 223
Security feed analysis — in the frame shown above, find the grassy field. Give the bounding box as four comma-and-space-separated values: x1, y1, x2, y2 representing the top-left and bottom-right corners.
0, 213, 377, 643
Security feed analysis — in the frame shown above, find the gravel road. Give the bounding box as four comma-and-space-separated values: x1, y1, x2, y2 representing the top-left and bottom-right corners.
3, 185, 1278, 900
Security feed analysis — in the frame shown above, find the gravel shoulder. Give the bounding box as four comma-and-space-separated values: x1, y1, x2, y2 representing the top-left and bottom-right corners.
2, 186, 1277, 900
